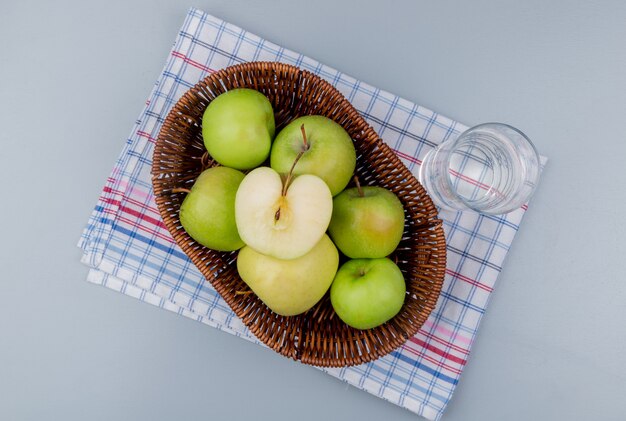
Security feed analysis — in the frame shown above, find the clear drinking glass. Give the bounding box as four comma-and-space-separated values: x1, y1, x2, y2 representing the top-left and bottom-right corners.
418, 123, 541, 215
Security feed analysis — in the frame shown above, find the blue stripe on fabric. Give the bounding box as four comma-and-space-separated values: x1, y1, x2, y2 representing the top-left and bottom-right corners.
104, 243, 218, 301
98, 217, 114, 226
442, 220, 510, 250
112, 225, 188, 261
366, 363, 450, 403
390, 351, 459, 385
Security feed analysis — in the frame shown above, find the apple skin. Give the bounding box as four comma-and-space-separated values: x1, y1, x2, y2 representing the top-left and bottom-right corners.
237, 234, 339, 316
179, 166, 245, 251
235, 167, 333, 260
328, 186, 405, 258
202, 88, 275, 170
270, 115, 356, 196
330, 258, 406, 330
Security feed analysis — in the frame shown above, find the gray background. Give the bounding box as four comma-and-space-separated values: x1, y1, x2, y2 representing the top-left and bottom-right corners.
1, 1, 625, 420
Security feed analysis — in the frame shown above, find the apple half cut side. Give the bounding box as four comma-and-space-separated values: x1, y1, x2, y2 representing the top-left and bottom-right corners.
235, 166, 333, 260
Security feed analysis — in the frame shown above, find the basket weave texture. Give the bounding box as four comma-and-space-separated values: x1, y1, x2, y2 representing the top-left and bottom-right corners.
152, 62, 446, 367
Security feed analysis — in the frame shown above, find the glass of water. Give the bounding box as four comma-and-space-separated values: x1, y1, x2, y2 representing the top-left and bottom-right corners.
418, 123, 541, 215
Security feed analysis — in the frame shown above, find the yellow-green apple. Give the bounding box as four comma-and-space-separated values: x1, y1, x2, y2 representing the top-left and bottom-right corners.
179, 166, 245, 251
328, 179, 405, 258
270, 116, 356, 196
237, 234, 339, 316
202, 88, 275, 170
235, 165, 332, 260
330, 257, 406, 329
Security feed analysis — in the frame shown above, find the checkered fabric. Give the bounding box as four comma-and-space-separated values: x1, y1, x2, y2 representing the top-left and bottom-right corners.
78, 8, 546, 421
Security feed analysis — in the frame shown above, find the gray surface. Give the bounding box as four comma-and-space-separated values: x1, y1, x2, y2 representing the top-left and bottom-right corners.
1, 0, 625, 420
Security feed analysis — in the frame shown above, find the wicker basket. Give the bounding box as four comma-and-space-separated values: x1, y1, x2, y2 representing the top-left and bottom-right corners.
152, 62, 446, 367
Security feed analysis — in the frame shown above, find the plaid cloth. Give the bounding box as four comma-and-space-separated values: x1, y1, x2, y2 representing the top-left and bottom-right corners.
78, 8, 546, 421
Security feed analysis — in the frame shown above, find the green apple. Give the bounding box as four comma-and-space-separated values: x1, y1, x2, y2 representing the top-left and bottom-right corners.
235, 166, 332, 260
202, 88, 275, 170
237, 234, 339, 316
330, 258, 406, 330
179, 166, 245, 251
328, 181, 405, 258
270, 115, 356, 196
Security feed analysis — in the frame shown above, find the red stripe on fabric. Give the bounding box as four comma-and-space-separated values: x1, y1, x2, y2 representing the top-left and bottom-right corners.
392, 148, 509, 198
104, 203, 174, 244
116, 213, 175, 244
124, 195, 161, 217
171, 51, 216, 73
445, 269, 493, 292
418, 329, 470, 355
103, 185, 125, 196
393, 148, 422, 165
103, 205, 174, 244
102, 197, 121, 207
448, 168, 492, 191
401, 344, 463, 374
118, 204, 168, 231
521, 204, 528, 211
408, 337, 467, 366
101, 192, 161, 221
137, 131, 156, 143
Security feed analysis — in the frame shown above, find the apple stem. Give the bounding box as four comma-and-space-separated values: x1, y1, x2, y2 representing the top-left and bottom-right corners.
277, 124, 310, 207
281, 150, 306, 196
353, 176, 365, 197
172, 187, 191, 194
300, 124, 311, 151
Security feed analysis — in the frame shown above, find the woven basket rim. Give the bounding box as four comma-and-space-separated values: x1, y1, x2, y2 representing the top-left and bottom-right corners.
151, 61, 446, 367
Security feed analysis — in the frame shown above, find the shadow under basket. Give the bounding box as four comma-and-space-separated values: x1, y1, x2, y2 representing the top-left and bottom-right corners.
151, 61, 446, 367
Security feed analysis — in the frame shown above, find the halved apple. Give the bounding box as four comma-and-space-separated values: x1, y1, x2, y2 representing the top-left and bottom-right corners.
235, 167, 333, 260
